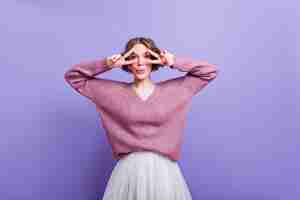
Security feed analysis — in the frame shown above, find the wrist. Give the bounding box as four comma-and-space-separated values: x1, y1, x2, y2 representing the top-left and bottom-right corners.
105, 59, 114, 68
171, 55, 176, 66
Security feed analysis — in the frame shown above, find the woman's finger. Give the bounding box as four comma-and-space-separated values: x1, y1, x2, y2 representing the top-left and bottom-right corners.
122, 48, 135, 59
123, 59, 137, 65
111, 57, 117, 62
147, 49, 160, 59
112, 54, 121, 59
147, 58, 163, 65
150, 60, 162, 64
113, 54, 121, 62
162, 49, 168, 54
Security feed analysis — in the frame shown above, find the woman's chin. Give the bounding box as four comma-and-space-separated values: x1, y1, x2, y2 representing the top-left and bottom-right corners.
134, 73, 149, 80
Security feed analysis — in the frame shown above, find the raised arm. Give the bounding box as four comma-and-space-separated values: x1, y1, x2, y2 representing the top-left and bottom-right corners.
170, 56, 219, 96
64, 58, 112, 101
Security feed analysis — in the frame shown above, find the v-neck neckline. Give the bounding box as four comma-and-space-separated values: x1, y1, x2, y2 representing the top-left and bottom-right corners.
127, 82, 159, 103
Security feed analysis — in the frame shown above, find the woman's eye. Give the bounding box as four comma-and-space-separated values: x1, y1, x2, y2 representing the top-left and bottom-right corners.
128, 55, 136, 60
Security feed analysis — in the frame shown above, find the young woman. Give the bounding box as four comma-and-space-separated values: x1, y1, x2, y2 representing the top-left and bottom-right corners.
64, 37, 218, 199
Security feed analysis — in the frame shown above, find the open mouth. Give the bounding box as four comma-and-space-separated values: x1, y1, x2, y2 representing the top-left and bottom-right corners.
136, 69, 146, 74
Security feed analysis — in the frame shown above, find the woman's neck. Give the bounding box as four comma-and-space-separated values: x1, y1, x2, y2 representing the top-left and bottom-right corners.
131, 77, 156, 89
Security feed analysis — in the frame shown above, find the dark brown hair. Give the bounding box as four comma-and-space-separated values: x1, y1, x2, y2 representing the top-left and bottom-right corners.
121, 37, 164, 73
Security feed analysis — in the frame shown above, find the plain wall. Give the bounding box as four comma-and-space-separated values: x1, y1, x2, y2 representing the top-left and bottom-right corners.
0, 0, 298, 199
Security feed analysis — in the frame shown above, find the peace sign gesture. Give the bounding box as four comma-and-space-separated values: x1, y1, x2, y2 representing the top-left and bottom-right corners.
144, 49, 175, 66
105, 47, 138, 68
106, 47, 175, 67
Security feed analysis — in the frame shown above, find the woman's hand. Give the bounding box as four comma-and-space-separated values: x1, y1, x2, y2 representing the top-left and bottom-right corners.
106, 48, 176, 67
106, 48, 137, 68
159, 49, 175, 66
146, 49, 175, 66
143, 49, 175, 66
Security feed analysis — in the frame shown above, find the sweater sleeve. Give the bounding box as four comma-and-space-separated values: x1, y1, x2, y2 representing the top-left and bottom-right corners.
170, 56, 219, 96
64, 58, 112, 101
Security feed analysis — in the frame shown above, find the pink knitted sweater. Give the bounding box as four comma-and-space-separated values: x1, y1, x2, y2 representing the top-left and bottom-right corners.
64, 56, 218, 161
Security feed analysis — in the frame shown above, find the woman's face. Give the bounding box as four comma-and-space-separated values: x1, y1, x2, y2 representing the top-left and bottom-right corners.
126, 44, 153, 80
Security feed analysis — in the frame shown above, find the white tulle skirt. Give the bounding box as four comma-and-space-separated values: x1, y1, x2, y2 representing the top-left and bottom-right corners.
102, 151, 192, 200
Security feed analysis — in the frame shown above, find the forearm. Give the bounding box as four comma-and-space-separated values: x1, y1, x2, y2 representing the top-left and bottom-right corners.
170, 56, 218, 81
170, 56, 219, 95
64, 58, 112, 101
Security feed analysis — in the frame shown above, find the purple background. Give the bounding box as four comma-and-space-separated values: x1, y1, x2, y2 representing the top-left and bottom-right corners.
1, 1, 298, 199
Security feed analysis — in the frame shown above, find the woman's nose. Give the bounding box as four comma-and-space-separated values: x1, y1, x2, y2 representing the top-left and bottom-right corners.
137, 57, 146, 65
